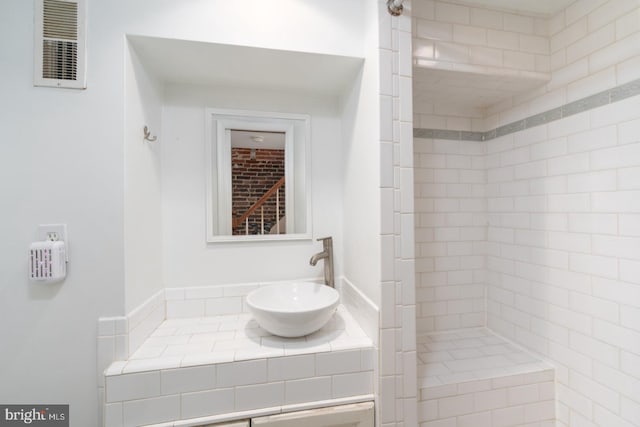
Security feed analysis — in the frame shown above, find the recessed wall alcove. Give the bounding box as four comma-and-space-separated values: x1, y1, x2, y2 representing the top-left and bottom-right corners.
124, 34, 367, 311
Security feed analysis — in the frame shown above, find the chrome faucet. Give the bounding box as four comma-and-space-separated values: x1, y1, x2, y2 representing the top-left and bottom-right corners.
309, 236, 334, 288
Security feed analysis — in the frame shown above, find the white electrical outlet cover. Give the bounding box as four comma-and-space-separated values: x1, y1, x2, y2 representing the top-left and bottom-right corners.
37, 224, 68, 261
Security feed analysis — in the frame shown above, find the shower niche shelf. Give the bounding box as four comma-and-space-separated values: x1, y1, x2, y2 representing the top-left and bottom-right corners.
412, 59, 551, 111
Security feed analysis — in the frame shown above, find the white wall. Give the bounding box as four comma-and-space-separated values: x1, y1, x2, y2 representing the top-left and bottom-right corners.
341, 1, 382, 307
161, 84, 344, 287
0, 1, 126, 425
0, 0, 376, 425
124, 43, 164, 312
0, 1, 124, 425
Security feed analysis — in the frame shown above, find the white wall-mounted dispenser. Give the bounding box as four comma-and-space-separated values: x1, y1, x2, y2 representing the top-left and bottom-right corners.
29, 224, 68, 282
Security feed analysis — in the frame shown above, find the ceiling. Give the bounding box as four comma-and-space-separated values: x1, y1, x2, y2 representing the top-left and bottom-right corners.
449, 0, 575, 16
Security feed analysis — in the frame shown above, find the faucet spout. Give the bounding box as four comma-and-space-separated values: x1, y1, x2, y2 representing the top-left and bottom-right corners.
309, 237, 334, 288
309, 251, 328, 266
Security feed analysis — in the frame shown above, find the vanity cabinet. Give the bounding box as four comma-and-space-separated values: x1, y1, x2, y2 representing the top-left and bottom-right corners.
196, 402, 373, 427
251, 402, 374, 427
201, 422, 248, 427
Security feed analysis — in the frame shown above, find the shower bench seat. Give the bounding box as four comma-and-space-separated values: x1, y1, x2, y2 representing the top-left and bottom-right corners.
417, 328, 555, 427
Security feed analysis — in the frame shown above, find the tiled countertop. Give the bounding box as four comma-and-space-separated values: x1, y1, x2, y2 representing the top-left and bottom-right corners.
103, 306, 375, 427
106, 305, 373, 375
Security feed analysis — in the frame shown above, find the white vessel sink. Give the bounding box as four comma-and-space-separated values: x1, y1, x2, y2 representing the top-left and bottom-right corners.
246, 282, 340, 338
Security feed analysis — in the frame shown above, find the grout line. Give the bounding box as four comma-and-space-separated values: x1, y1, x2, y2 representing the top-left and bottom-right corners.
414, 77, 640, 141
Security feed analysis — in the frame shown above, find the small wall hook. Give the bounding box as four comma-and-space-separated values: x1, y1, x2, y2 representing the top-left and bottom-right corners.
143, 125, 157, 142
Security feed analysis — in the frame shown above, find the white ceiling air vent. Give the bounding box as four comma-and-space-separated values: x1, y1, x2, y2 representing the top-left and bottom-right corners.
34, 0, 86, 89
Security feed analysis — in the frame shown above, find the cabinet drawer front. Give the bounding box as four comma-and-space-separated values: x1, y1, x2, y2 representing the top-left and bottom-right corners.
252, 402, 374, 427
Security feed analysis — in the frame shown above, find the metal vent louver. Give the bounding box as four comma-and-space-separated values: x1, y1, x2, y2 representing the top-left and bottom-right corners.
34, 0, 86, 89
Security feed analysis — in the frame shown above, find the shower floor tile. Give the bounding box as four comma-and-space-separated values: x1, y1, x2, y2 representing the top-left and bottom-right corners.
417, 328, 552, 388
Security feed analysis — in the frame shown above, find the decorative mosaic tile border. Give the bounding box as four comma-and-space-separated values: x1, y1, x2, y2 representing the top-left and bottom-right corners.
414, 77, 640, 141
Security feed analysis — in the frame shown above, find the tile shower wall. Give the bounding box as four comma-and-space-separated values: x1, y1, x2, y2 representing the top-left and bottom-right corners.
414, 136, 486, 333
378, 0, 418, 425
486, 93, 640, 427
411, 0, 549, 132
483, 2, 640, 427
485, 0, 640, 129
412, 1, 640, 426
412, 0, 549, 73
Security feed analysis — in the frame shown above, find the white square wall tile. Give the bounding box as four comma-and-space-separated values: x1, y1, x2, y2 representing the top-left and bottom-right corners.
439, 393, 475, 418
97, 337, 116, 386
398, 30, 412, 78
332, 371, 374, 398
416, 20, 453, 41
524, 400, 555, 422
402, 306, 417, 351
459, 410, 492, 427
413, 0, 435, 20
183, 286, 223, 299
114, 335, 128, 361
361, 347, 376, 371
181, 388, 235, 419
400, 121, 414, 168
508, 383, 540, 405
590, 32, 640, 75
471, 8, 503, 30
284, 377, 332, 405
104, 403, 123, 427
492, 405, 525, 426
114, 318, 128, 335
206, 297, 242, 316
217, 359, 267, 387
160, 365, 215, 395
98, 318, 116, 336
403, 351, 417, 398
235, 382, 284, 411
474, 388, 507, 411
381, 96, 394, 142
316, 350, 362, 376
267, 355, 315, 381
166, 300, 205, 318
453, 24, 487, 46
381, 234, 396, 282
400, 214, 415, 258
122, 395, 180, 427
435, 2, 470, 24
503, 13, 534, 34
106, 371, 161, 403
